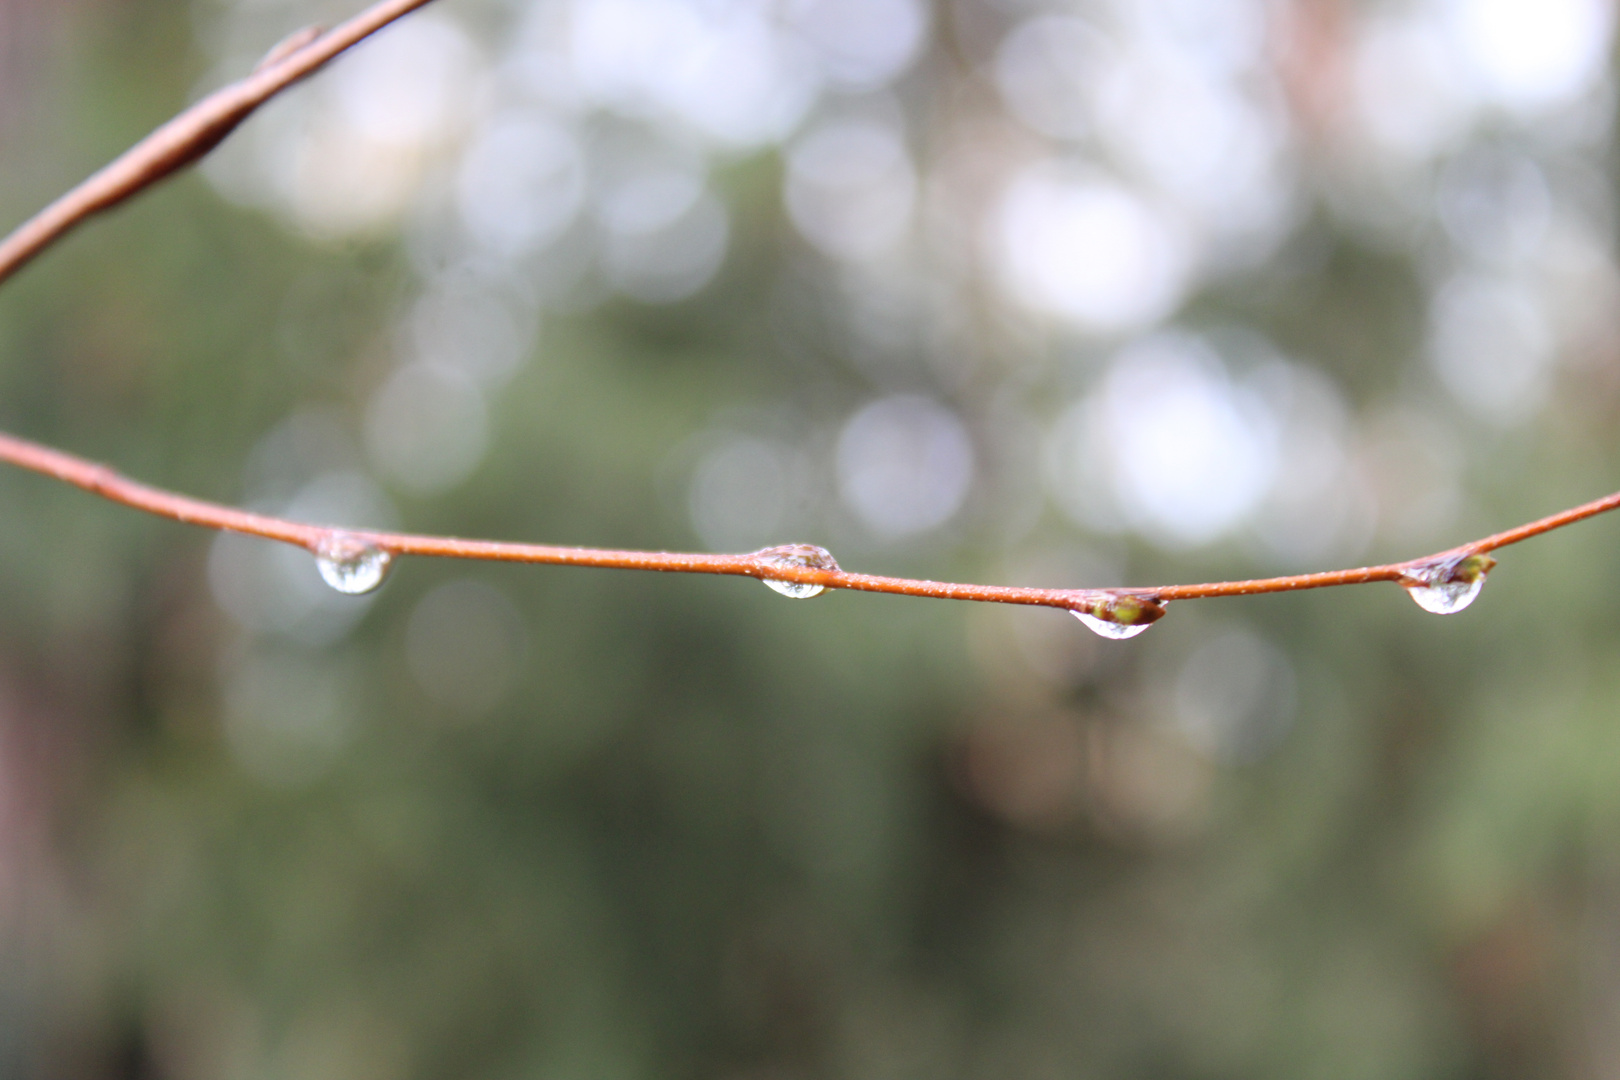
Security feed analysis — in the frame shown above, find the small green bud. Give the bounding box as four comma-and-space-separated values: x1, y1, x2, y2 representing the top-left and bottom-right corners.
1447, 553, 1496, 584
1091, 594, 1166, 627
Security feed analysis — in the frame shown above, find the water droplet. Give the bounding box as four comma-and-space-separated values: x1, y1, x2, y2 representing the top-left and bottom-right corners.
754, 543, 839, 599
1069, 593, 1165, 639
1402, 553, 1495, 614
1071, 611, 1153, 639
314, 532, 393, 595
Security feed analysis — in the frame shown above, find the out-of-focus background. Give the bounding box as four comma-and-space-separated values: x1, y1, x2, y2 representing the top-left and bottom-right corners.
1, 0, 1619, 1075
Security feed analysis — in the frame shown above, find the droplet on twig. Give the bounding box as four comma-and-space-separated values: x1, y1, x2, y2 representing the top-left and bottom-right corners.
1402, 553, 1495, 614
314, 531, 392, 595
754, 544, 839, 599
1070, 593, 1165, 639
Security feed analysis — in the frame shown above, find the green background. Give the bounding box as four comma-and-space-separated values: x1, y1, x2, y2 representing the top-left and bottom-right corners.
2, 1, 1619, 1077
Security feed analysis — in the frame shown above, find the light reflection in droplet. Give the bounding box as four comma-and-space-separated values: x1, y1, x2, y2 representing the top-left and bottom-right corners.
754, 543, 839, 599
209, 470, 398, 645
1402, 553, 1494, 614
314, 532, 393, 596
1069, 594, 1165, 640
1071, 610, 1154, 640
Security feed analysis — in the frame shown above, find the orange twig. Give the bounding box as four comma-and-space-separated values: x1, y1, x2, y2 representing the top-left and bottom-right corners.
3, 0, 1618, 628
0, 0, 438, 287
0, 429, 1614, 615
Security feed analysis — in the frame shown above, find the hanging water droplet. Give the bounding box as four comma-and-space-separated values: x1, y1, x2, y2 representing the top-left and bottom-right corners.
753, 543, 839, 599
765, 579, 824, 599
1402, 553, 1495, 614
1069, 594, 1165, 639
314, 532, 393, 595
1071, 611, 1153, 640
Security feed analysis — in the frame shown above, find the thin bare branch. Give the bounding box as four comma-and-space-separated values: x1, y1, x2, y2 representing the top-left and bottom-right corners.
3, 0, 1616, 632
0, 0, 438, 287
0, 429, 1613, 619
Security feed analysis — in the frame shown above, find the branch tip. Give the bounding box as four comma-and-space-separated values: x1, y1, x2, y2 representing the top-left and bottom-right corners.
255, 25, 326, 73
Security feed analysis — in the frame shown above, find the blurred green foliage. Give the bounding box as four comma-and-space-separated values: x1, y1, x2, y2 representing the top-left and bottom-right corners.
3, 2, 1620, 1079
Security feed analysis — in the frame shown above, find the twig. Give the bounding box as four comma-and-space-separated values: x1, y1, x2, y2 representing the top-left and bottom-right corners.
0, 0, 438, 287
0, 429, 1613, 620
2, 0, 1617, 631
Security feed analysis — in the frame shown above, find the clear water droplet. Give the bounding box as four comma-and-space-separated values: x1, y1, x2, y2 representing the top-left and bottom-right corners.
314, 532, 392, 595
1402, 553, 1495, 614
1069, 593, 1165, 639
754, 543, 839, 599
765, 578, 824, 599
1071, 610, 1154, 639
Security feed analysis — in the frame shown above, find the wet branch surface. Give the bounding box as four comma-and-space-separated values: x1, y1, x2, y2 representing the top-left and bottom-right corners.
1, 428, 1613, 620
2, 0, 1618, 628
